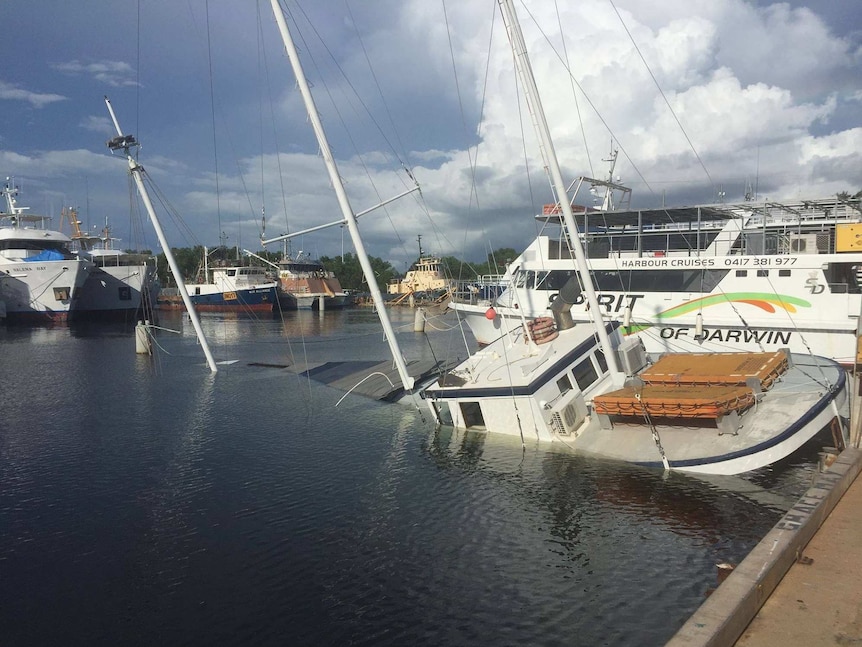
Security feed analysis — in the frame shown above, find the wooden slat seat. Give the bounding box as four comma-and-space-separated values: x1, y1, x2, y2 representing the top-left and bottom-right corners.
593, 384, 756, 420
638, 351, 788, 391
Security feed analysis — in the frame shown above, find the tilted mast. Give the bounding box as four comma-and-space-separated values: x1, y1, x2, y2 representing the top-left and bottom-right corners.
104, 97, 219, 374
269, 0, 415, 391
497, 0, 620, 372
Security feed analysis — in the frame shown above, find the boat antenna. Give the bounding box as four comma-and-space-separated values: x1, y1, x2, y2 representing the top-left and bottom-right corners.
269, 0, 415, 392
104, 96, 219, 374
498, 0, 619, 372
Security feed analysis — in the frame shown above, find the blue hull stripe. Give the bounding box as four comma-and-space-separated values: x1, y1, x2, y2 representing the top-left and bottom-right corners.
189, 286, 276, 307
634, 362, 845, 470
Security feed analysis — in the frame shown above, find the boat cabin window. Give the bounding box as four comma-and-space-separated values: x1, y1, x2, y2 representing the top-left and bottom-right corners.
459, 402, 485, 429
556, 375, 573, 395
227, 269, 237, 277
823, 262, 862, 294
736, 270, 747, 277
515, 270, 538, 288
431, 401, 453, 426
0, 240, 72, 257
595, 350, 608, 373
572, 357, 599, 390
590, 269, 727, 293
575, 230, 722, 258
757, 269, 768, 277
779, 269, 791, 277
536, 269, 577, 290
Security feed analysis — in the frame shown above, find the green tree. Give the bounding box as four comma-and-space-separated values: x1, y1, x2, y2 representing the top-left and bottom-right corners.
465, 247, 518, 277
439, 255, 478, 282
319, 252, 398, 292
156, 245, 205, 286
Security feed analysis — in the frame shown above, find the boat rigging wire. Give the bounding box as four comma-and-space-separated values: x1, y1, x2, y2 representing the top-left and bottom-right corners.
552, 0, 593, 178
607, 0, 715, 191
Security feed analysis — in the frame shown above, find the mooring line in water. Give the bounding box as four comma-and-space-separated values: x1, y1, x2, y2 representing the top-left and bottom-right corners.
636, 391, 670, 470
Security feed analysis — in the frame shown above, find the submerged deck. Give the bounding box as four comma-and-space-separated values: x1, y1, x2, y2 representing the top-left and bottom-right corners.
288, 357, 457, 401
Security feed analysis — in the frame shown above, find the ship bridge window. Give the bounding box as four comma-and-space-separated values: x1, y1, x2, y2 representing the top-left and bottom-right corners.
515, 270, 539, 288
536, 269, 577, 290
0, 240, 72, 256
556, 374, 573, 395
459, 402, 486, 429
591, 269, 727, 293
823, 262, 862, 294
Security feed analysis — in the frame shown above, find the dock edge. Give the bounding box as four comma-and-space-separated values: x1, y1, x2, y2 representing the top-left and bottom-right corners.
666, 446, 862, 646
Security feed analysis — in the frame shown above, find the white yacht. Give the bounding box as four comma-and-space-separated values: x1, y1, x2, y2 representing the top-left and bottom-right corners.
0, 181, 93, 323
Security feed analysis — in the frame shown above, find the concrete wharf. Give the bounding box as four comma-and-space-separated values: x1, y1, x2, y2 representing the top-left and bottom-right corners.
668, 371, 862, 646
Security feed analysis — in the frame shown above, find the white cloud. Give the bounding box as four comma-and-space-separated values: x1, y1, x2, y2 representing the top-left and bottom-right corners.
51, 60, 138, 88
0, 81, 66, 108
2, 0, 860, 268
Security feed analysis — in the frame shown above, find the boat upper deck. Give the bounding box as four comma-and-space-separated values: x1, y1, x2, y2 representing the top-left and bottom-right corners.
537, 197, 862, 233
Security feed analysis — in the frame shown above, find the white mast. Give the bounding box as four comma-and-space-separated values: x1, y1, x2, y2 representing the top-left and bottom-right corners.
498, 0, 619, 372
269, 0, 415, 391
104, 97, 219, 374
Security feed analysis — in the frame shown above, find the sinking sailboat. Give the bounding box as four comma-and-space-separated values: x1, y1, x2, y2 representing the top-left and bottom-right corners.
268, 0, 443, 398
421, 0, 849, 475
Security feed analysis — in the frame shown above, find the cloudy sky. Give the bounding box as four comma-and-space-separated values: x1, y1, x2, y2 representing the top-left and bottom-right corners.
1, 0, 860, 272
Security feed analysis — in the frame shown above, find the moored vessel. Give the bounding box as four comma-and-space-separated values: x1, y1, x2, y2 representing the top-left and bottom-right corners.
0, 180, 93, 324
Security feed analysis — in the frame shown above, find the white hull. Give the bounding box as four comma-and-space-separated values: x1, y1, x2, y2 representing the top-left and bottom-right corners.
73, 263, 158, 316
425, 324, 848, 475
453, 230, 862, 364
0, 258, 92, 322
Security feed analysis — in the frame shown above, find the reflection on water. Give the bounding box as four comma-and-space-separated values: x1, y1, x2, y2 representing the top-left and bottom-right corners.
0, 314, 815, 646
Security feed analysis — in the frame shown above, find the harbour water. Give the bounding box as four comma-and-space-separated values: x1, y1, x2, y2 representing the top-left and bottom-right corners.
0, 308, 825, 646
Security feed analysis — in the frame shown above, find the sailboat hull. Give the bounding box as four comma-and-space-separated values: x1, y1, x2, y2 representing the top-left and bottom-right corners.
424, 324, 849, 475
